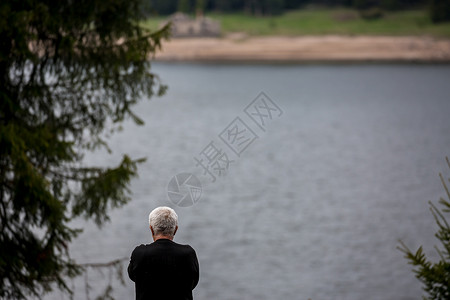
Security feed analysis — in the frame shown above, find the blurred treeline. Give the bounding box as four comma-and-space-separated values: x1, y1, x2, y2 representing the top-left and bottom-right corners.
142, 0, 450, 22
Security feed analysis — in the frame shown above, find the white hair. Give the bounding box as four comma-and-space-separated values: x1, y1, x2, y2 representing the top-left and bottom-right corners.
148, 206, 178, 237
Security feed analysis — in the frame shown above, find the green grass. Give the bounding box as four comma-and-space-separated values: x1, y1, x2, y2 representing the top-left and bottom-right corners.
141, 17, 166, 32
141, 8, 450, 38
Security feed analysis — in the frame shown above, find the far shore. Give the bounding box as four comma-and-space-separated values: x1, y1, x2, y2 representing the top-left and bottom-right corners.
154, 34, 450, 63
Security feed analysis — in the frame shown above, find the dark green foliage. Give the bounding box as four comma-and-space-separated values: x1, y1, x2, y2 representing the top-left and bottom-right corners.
178, 0, 192, 13
381, 0, 403, 10
430, 0, 450, 23
359, 7, 384, 19
244, 0, 285, 16
212, 0, 247, 12
264, 0, 285, 15
356, 0, 427, 11
196, 0, 207, 15
352, 0, 384, 19
0, 0, 169, 298
148, 0, 179, 15
353, 0, 380, 10
398, 157, 450, 300
142, 0, 427, 16
283, 0, 311, 9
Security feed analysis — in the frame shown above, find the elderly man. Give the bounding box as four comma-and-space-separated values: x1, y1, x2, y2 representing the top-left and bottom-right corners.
128, 206, 199, 300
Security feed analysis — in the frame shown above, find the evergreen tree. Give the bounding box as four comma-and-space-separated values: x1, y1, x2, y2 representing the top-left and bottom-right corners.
0, 0, 169, 298
178, 0, 192, 13
398, 157, 450, 300
263, 0, 285, 15
430, 0, 450, 23
196, 0, 207, 16
149, 0, 179, 15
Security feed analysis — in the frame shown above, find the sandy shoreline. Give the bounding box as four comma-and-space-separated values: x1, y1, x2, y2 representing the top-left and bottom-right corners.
154, 35, 450, 63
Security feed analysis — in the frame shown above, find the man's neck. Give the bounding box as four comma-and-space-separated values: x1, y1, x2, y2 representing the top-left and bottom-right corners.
152, 235, 173, 242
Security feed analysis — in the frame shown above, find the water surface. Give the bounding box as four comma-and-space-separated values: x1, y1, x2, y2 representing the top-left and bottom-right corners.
50, 63, 450, 300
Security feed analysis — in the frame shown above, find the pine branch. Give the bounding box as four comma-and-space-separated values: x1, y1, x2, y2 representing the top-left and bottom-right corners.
399, 157, 450, 300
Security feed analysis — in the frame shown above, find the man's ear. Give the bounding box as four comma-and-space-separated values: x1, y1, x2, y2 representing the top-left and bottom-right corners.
173, 226, 178, 236
150, 225, 155, 236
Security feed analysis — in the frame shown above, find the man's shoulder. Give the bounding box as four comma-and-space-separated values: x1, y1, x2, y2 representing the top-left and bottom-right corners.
132, 240, 195, 253
173, 242, 196, 254
159, 240, 196, 253
170, 240, 195, 248
131, 243, 149, 255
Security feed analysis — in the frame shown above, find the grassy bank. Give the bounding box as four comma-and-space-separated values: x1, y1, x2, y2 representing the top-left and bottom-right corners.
142, 8, 450, 38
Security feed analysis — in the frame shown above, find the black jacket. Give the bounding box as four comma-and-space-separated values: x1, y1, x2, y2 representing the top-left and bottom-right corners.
128, 239, 199, 300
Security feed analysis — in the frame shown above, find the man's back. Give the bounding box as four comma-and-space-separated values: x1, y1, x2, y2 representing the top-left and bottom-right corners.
128, 239, 199, 300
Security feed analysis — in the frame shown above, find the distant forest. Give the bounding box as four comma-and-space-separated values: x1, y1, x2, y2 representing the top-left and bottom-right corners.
142, 0, 450, 22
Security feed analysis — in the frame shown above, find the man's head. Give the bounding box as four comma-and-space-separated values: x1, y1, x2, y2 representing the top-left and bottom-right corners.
148, 206, 178, 240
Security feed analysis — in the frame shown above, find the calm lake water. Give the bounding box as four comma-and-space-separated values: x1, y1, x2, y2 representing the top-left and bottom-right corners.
48, 63, 450, 300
